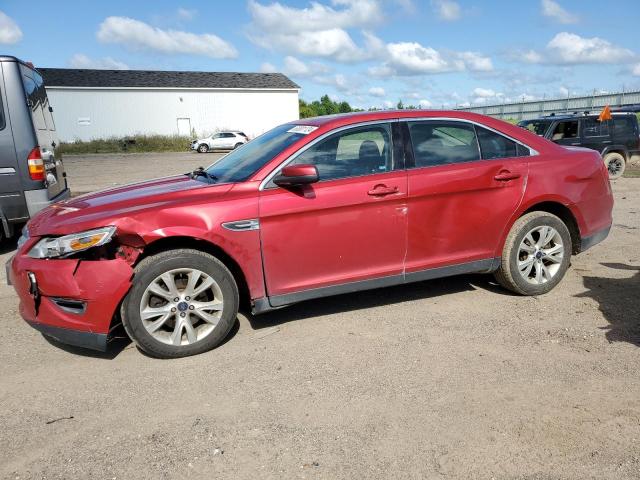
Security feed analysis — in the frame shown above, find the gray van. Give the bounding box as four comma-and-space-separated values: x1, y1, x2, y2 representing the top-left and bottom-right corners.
0, 55, 69, 241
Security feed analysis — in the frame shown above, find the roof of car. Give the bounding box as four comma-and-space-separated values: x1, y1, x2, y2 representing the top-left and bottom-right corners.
522, 112, 637, 122
38, 68, 300, 90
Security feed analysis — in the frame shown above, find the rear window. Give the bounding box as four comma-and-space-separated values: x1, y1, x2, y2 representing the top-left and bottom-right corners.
20, 65, 55, 132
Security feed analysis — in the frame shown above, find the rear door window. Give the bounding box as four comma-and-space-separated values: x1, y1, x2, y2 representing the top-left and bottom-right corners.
582, 117, 610, 137
407, 121, 480, 167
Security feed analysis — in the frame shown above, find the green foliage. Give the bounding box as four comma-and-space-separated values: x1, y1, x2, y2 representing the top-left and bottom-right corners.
299, 95, 363, 118
59, 135, 192, 155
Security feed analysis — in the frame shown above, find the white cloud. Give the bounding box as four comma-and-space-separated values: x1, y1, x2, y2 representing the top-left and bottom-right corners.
248, 0, 382, 33
472, 87, 496, 98
177, 8, 197, 21
522, 32, 634, 65
369, 86, 385, 97
283, 56, 311, 76
380, 41, 493, 75
431, 0, 461, 21
247, 0, 383, 63
558, 85, 569, 96
383, 100, 394, 109
0, 11, 22, 44
419, 99, 432, 107
541, 0, 578, 24
97, 16, 237, 59
259, 62, 277, 73
69, 54, 129, 70
281, 56, 330, 77
633, 64, 640, 76
313, 73, 353, 92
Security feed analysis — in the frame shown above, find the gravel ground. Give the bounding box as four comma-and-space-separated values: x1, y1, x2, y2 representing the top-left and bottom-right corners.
0, 153, 638, 480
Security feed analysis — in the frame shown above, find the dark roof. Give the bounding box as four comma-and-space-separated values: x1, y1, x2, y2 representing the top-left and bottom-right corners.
38, 68, 299, 90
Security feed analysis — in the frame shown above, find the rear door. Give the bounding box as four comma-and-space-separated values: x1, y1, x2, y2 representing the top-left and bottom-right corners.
581, 117, 612, 153
259, 122, 408, 300
612, 115, 639, 152
20, 65, 67, 198
404, 120, 529, 273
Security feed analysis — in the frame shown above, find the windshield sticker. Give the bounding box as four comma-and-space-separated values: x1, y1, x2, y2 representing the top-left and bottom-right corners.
287, 125, 318, 135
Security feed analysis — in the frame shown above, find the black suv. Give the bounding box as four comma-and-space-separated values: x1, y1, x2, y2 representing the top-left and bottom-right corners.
519, 112, 640, 179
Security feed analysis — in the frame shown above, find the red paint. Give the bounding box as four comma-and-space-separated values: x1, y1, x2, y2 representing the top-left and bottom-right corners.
10, 111, 613, 340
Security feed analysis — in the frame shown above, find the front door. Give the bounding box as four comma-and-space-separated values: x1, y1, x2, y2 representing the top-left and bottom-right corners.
403, 120, 529, 273
259, 123, 408, 302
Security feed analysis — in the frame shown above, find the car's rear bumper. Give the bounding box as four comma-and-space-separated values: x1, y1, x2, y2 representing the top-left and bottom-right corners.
7, 250, 133, 351
580, 224, 611, 252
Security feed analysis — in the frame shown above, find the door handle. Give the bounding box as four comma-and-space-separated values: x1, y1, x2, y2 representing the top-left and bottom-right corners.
367, 184, 399, 196
494, 171, 521, 181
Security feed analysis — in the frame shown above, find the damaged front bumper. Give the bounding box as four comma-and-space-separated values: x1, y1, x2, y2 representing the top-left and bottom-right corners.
7, 245, 134, 352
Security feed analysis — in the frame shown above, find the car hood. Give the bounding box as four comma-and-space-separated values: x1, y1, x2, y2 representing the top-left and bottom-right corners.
28, 175, 233, 237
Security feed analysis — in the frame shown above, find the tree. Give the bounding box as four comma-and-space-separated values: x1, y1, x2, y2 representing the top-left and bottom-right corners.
397, 100, 404, 110
299, 95, 359, 118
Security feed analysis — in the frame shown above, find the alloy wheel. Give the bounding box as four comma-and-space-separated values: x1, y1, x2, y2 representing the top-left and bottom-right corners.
139, 268, 224, 346
517, 226, 564, 285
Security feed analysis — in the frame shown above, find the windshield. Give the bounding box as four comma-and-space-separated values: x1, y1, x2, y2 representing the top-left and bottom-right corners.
518, 120, 551, 136
203, 124, 306, 183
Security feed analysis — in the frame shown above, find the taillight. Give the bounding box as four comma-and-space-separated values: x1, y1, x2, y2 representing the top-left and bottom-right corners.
27, 147, 45, 181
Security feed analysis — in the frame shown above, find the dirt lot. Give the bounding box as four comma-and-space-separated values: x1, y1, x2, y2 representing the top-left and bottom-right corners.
0, 153, 639, 480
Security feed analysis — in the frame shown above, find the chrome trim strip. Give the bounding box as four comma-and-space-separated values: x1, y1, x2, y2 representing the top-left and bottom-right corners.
259, 119, 400, 191
0, 167, 16, 174
221, 219, 260, 231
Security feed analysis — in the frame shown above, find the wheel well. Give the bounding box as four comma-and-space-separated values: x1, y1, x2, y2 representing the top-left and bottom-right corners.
136, 236, 251, 308
523, 202, 581, 254
604, 149, 628, 161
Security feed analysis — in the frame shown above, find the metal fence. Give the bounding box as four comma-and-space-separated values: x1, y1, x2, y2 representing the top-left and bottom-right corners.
455, 90, 640, 120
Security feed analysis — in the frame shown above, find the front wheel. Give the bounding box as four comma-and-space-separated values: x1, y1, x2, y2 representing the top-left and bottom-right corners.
121, 249, 239, 358
603, 152, 625, 180
494, 211, 571, 296
198, 143, 209, 153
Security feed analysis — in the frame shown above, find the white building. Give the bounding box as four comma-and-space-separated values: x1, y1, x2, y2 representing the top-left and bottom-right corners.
39, 68, 300, 142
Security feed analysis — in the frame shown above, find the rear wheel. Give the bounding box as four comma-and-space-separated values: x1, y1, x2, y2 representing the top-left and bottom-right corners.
234, 142, 243, 149
603, 152, 625, 180
198, 143, 209, 153
121, 249, 238, 358
494, 212, 571, 296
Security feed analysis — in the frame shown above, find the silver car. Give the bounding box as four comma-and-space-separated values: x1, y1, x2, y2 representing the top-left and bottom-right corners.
191, 131, 248, 153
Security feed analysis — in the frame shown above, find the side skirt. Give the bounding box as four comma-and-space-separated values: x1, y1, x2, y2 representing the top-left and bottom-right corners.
251, 257, 500, 314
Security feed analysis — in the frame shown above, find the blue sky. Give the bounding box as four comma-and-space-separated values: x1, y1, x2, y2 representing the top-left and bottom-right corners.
1, 0, 640, 109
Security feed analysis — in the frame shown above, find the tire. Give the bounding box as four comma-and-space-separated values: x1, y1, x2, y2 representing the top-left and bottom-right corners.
233, 142, 243, 149
494, 211, 572, 296
603, 152, 625, 180
198, 143, 209, 153
121, 249, 239, 358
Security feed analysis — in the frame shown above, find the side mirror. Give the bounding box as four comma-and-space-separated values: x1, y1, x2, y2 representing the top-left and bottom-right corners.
273, 164, 319, 187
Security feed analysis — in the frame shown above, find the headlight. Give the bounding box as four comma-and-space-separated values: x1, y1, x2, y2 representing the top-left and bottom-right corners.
28, 226, 116, 259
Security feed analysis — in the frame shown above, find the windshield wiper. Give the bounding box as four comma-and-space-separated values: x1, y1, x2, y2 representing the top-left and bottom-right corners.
188, 167, 218, 183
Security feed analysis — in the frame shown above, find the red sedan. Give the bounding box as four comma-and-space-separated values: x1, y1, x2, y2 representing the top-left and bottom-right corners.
8, 111, 613, 358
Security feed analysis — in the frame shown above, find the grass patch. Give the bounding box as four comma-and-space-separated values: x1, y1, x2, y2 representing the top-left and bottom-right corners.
59, 135, 192, 155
